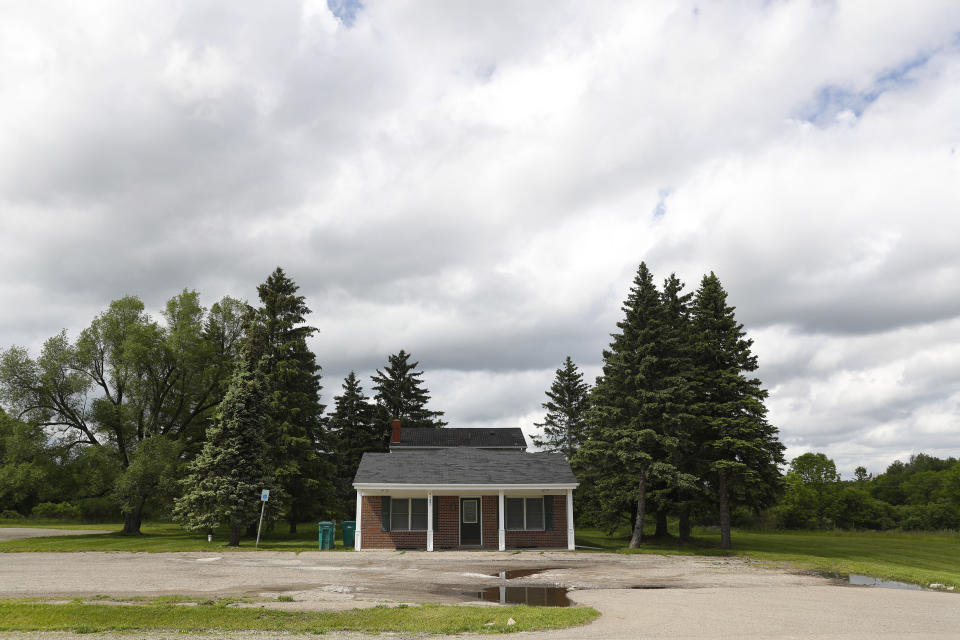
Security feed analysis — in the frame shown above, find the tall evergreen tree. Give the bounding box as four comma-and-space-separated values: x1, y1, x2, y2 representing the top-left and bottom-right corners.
532, 356, 590, 458
173, 356, 272, 546
574, 263, 680, 547
247, 267, 334, 533
371, 350, 446, 435
689, 272, 784, 549
328, 372, 380, 518
650, 273, 700, 539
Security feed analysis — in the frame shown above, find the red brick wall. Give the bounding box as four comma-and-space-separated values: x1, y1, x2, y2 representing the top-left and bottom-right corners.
359, 494, 568, 550
481, 495, 499, 548
359, 495, 426, 550
504, 495, 567, 548
434, 496, 460, 549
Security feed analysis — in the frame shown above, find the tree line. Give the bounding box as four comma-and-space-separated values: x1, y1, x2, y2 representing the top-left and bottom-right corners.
0, 267, 444, 542
530, 265, 959, 540
773, 452, 960, 531
4, 262, 954, 546
533, 263, 784, 549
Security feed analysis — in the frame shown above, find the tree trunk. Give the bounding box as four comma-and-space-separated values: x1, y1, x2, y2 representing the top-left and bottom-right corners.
655, 511, 669, 538
717, 471, 732, 550
628, 470, 648, 549
678, 505, 691, 541
245, 522, 257, 538
288, 519, 297, 534
120, 497, 146, 535
229, 523, 242, 547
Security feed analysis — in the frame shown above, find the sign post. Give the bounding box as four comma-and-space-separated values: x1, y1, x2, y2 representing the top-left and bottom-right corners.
255, 489, 269, 548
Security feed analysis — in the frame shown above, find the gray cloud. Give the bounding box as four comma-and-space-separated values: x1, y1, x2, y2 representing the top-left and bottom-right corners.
2, 1, 960, 477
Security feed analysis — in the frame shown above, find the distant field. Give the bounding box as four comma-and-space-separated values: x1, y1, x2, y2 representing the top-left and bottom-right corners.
0, 521, 346, 552
576, 527, 960, 589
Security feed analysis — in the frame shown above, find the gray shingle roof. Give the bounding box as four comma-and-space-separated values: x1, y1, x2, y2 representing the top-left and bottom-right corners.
353, 449, 577, 486
390, 427, 526, 448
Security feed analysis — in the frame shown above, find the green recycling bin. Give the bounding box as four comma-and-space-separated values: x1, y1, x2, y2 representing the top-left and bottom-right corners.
341, 520, 356, 548
318, 521, 335, 550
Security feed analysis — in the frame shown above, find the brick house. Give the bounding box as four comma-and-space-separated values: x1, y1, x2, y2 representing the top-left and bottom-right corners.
352, 421, 578, 551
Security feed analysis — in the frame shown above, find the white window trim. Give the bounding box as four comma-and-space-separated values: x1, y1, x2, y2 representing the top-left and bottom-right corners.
391, 497, 428, 532
506, 497, 545, 531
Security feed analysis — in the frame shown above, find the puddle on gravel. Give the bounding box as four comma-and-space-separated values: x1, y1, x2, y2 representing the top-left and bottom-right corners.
464, 586, 572, 607
847, 574, 925, 591
629, 584, 672, 589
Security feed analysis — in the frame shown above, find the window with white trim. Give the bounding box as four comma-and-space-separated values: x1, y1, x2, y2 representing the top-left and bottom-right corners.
390, 498, 428, 531
505, 497, 544, 530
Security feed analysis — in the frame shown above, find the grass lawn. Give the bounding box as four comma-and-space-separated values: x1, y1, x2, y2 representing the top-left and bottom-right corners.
0, 599, 599, 634
0, 520, 348, 552
576, 526, 960, 589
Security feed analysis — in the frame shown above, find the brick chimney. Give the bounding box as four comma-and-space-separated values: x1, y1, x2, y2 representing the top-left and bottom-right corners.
390, 418, 402, 443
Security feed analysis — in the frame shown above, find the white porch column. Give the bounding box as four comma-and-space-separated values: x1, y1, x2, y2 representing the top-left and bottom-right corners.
566, 489, 575, 550
355, 491, 363, 551
498, 489, 505, 551
427, 491, 434, 552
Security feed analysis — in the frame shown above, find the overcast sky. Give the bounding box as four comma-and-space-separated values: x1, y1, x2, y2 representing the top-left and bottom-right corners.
2, 1, 959, 477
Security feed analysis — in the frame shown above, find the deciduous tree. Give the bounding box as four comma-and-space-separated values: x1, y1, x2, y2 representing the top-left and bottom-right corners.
0, 292, 246, 533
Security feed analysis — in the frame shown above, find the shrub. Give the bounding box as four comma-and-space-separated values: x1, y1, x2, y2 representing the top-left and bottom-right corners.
1, 509, 25, 519
31, 502, 81, 521
76, 497, 119, 522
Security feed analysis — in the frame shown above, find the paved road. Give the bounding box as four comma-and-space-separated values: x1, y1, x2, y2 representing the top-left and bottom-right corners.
2, 550, 958, 638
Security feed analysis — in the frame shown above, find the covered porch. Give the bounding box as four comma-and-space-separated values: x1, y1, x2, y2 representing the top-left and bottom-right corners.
354, 486, 576, 551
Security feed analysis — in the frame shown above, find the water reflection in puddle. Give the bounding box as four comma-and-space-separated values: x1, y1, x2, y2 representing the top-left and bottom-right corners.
847, 574, 925, 590
465, 586, 572, 607
488, 567, 566, 580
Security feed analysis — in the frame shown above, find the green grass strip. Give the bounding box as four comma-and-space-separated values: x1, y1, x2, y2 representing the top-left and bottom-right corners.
0, 601, 598, 634
0, 522, 351, 553
576, 527, 960, 589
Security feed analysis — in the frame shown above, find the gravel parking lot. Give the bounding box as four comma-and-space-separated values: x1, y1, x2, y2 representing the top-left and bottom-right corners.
2, 544, 959, 638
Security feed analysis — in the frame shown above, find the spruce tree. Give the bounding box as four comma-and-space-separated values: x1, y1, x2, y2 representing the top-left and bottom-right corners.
650, 273, 700, 539
689, 273, 784, 549
574, 262, 679, 547
173, 356, 272, 546
328, 372, 380, 517
371, 350, 446, 434
532, 356, 590, 458
248, 267, 334, 533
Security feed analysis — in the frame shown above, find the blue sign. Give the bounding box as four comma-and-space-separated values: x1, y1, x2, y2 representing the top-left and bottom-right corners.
261, 489, 270, 502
